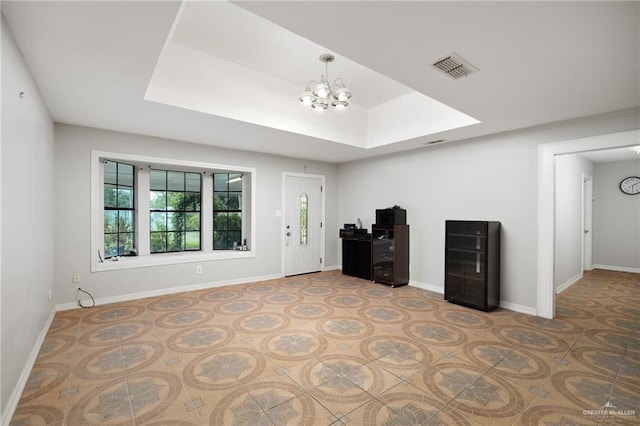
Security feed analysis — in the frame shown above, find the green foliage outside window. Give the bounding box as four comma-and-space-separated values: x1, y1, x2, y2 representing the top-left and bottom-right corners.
213, 173, 243, 249
103, 161, 135, 257
150, 169, 201, 253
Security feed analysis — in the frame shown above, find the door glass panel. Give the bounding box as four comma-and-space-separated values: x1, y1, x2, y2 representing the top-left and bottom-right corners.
300, 193, 308, 245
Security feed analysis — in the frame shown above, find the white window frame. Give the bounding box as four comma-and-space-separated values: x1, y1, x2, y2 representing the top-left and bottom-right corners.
91, 150, 256, 272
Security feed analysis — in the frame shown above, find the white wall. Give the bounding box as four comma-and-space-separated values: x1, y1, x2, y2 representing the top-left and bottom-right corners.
593, 159, 640, 271
338, 133, 539, 312
1, 14, 55, 419
554, 154, 594, 289
53, 124, 339, 305
338, 109, 640, 314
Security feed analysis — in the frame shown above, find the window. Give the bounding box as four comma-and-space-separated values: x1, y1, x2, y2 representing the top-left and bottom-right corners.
300, 193, 308, 245
103, 160, 135, 258
150, 169, 202, 253
213, 173, 243, 249
92, 151, 255, 271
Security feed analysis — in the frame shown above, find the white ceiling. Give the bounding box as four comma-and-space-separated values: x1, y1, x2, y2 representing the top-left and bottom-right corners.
2, 1, 639, 163
146, 1, 480, 149
578, 146, 640, 164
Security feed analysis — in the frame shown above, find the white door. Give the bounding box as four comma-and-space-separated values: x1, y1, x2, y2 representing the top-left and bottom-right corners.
582, 174, 593, 271
284, 175, 323, 276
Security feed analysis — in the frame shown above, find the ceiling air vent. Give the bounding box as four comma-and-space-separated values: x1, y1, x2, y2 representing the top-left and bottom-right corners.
432, 53, 478, 79
421, 139, 445, 146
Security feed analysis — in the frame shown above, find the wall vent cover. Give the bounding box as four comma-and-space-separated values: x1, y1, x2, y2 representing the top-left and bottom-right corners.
432, 53, 478, 79
421, 139, 445, 146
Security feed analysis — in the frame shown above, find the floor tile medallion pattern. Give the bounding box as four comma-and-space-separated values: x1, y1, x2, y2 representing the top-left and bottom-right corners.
11, 269, 640, 425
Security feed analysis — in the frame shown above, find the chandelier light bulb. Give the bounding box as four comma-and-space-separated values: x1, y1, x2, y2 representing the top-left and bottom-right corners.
334, 86, 351, 102
299, 87, 316, 105
314, 82, 330, 99
332, 100, 348, 109
312, 100, 328, 111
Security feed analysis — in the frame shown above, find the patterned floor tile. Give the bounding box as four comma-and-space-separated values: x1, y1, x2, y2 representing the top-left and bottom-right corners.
9, 269, 640, 425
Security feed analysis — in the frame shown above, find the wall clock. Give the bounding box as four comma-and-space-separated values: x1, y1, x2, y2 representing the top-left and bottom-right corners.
619, 176, 640, 195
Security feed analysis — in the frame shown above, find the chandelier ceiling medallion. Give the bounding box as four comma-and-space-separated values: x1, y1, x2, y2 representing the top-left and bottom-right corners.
299, 54, 352, 110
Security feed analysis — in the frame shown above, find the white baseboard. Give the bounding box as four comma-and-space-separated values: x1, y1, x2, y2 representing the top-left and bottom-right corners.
1, 307, 56, 425
556, 272, 583, 294
409, 280, 537, 316
499, 300, 537, 316
408, 279, 443, 294
592, 264, 640, 274
56, 272, 283, 311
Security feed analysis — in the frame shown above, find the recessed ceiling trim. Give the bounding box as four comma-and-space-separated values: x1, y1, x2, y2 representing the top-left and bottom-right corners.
146, 1, 481, 149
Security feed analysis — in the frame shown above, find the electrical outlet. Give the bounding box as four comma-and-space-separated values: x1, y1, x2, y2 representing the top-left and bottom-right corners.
73, 273, 80, 284
196, 265, 203, 274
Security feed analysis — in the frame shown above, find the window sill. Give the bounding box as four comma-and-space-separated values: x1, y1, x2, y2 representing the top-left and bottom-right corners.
91, 250, 255, 272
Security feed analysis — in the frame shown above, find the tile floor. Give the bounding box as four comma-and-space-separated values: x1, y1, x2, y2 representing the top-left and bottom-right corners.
10, 269, 640, 425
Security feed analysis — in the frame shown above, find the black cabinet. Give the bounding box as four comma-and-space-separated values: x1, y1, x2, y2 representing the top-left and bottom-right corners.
445, 221, 500, 311
372, 225, 409, 287
342, 237, 372, 280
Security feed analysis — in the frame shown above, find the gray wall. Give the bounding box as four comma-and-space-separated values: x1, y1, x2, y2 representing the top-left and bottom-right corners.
337, 133, 539, 312
554, 154, 594, 289
337, 112, 639, 313
54, 124, 339, 305
593, 159, 640, 270
1, 14, 55, 416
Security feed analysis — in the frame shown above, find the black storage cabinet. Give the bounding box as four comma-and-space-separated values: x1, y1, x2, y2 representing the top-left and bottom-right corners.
444, 221, 500, 311
341, 236, 372, 280
372, 225, 409, 287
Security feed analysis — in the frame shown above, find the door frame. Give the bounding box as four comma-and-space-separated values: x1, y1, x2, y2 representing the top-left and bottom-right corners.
281, 172, 326, 276
538, 129, 639, 319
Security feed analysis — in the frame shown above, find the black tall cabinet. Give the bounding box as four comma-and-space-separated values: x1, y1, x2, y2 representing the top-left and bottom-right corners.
372, 225, 409, 287
445, 221, 500, 311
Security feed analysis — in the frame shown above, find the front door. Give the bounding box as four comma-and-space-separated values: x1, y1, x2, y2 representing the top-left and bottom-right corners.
284, 174, 323, 276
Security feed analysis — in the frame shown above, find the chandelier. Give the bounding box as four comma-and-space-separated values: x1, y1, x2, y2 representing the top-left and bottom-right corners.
299, 54, 352, 110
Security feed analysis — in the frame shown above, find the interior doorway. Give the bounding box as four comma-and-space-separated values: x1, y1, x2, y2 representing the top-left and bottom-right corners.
538, 128, 640, 319
283, 173, 325, 276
